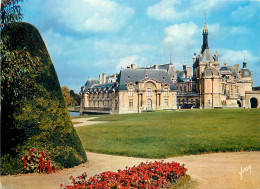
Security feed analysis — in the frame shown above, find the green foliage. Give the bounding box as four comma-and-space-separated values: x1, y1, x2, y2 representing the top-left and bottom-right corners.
61, 86, 81, 107
252, 86, 260, 91
1, 22, 87, 175
61, 86, 74, 107
1, 0, 23, 29
1, 154, 24, 175
76, 109, 260, 158
70, 90, 81, 106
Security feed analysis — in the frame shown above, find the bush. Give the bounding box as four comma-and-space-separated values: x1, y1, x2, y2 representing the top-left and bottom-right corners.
61, 161, 187, 189
1, 154, 24, 175
1, 22, 87, 175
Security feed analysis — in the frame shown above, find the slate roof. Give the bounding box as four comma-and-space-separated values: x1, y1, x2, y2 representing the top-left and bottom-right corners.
116, 69, 177, 90
241, 68, 251, 77
201, 48, 214, 62
220, 64, 233, 75
229, 67, 242, 81
83, 79, 99, 92
203, 67, 219, 76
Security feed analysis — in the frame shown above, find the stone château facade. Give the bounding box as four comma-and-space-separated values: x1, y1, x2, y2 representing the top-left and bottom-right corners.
80, 18, 259, 114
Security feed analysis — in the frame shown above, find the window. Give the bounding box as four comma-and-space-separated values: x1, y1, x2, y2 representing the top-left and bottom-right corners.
164, 99, 168, 106
164, 88, 169, 96
129, 99, 133, 107
147, 88, 151, 96
208, 100, 210, 104
129, 88, 133, 96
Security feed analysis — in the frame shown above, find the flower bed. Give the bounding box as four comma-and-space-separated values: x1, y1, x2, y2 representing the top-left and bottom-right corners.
61, 161, 187, 189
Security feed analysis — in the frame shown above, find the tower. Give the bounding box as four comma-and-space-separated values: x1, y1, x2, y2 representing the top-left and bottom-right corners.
201, 10, 208, 53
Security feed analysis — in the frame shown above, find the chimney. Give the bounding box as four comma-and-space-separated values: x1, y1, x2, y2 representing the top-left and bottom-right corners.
102, 73, 106, 84
214, 51, 219, 62
193, 53, 196, 64
131, 64, 136, 69
99, 74, 102, 84
154, 65, 159, 70
186, 66, 192, 78
183, 64, 186, 71
243, 61, 247, 68
234, 64, 239, 73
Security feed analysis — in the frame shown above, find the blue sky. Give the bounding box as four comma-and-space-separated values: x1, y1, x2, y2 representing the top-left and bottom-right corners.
22, 0, 260, 92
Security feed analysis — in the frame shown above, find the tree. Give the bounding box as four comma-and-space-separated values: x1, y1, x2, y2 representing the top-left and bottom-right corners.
1, 0, 23, 29
1, 1, 87, 174
1, 0, 41, 157
70, 89, 81, 106
61, 87, 81, 107
61, 86, 74, 107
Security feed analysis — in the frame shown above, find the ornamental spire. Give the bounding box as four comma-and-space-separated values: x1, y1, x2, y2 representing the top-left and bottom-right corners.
203, 9, 208, 33
202, 9, 209, 52
170, 48, 173, 65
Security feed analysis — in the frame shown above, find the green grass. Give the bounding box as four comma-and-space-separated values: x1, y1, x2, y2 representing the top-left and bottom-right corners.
75, 109, 260, 158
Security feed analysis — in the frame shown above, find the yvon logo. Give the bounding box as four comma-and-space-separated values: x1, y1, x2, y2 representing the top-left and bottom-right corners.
239, 165, 252, 180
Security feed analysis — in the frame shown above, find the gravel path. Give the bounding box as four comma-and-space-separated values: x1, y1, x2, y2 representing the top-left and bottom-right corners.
72, 117, 109, 127
1, 151, 260, 189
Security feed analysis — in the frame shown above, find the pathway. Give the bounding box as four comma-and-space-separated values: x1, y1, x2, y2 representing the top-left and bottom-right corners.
1, 151, 260, 189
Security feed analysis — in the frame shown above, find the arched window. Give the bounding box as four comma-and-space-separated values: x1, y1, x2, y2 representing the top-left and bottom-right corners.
250, 98, 258, 108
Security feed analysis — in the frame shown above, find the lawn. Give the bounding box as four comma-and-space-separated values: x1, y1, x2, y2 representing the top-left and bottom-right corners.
75, 109, 260, 158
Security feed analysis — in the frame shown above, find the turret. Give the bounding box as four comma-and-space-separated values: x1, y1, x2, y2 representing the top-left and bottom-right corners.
201, 10, 209, 53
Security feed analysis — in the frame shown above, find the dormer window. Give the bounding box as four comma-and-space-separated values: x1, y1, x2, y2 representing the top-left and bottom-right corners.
129, 88, 133, 96
164, 88, 169, 96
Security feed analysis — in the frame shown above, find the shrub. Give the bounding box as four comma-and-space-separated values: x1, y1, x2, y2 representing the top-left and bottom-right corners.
61, 161, 187, 189
22, 148, 58, 174
1, 154, 24, 175
1, 22, 87, 175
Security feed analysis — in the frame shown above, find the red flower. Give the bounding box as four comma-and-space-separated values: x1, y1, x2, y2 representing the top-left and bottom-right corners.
61, 161, 187, 188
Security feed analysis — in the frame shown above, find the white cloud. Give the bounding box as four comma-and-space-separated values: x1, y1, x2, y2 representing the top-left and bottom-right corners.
117, 55, 147, 70
49, 0, 134, 32
162, 22, 200, 57
229, 26, 249, 35
218, 49, 259, 66
146, 0, 226, 21
147, 0, 188, 21
231, 4, 260, 21
93, 40, 156, 57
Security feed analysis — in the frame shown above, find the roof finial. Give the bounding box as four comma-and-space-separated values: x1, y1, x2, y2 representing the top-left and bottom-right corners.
204, 9, 207, 25
203, 9, 208, 33
170, 48, 172, 64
